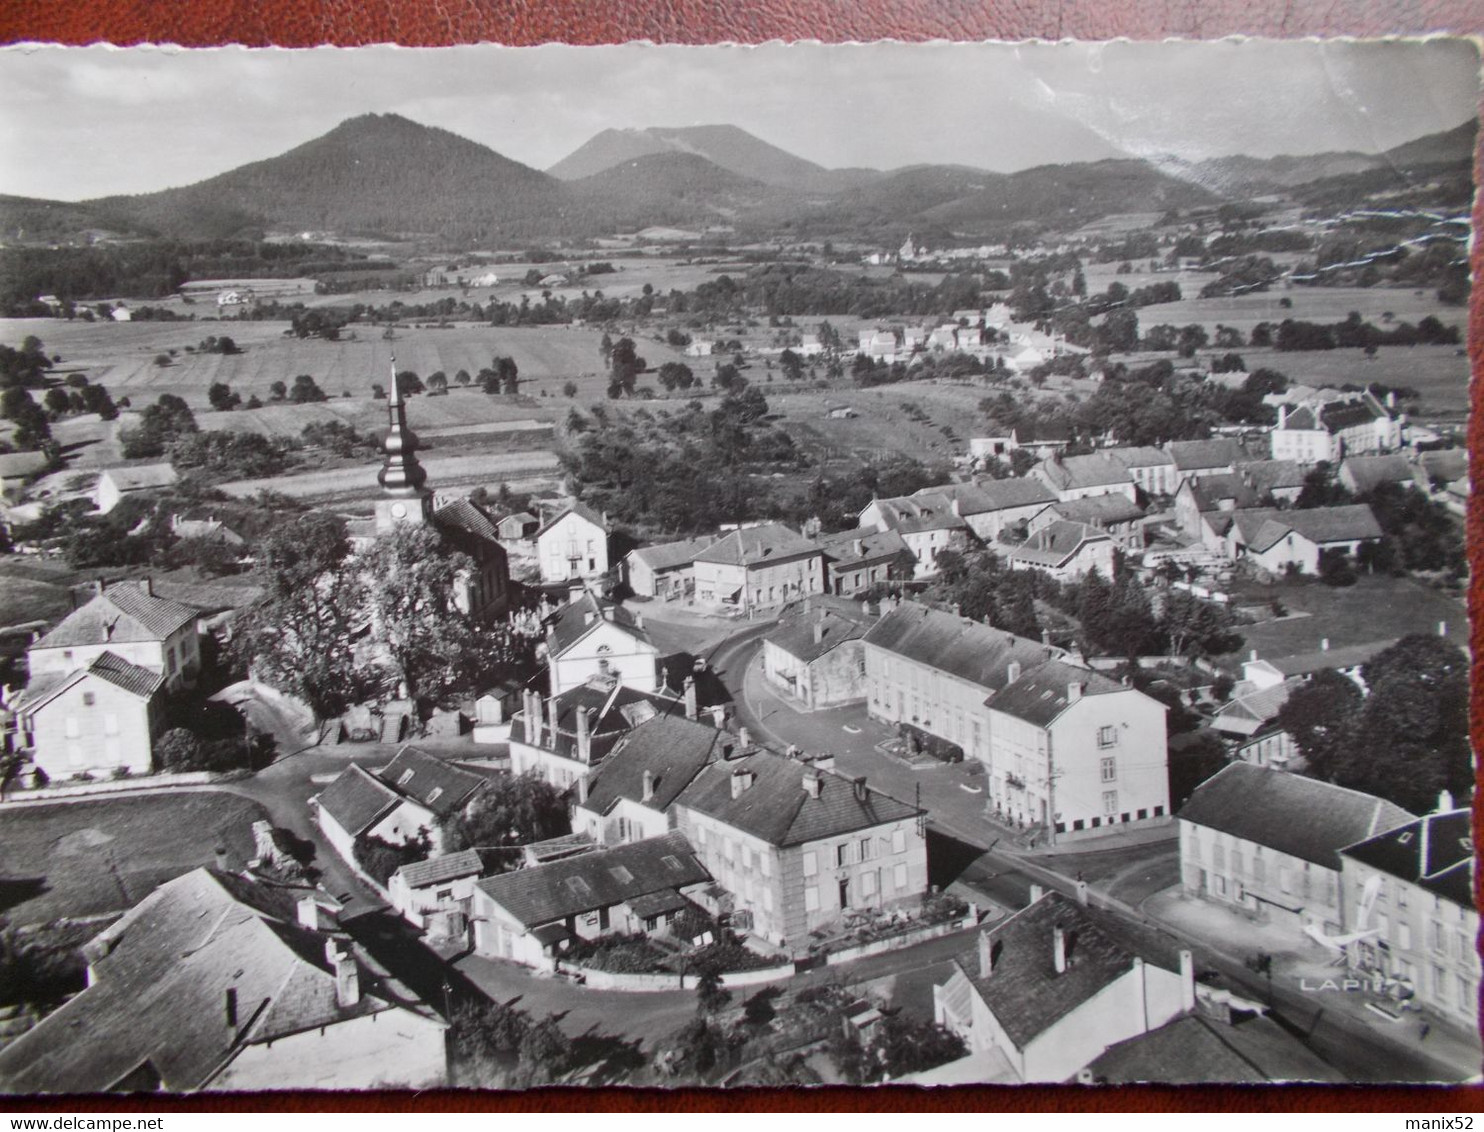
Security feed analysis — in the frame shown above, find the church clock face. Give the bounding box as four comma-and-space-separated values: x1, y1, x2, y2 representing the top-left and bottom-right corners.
391, 502, 407, 519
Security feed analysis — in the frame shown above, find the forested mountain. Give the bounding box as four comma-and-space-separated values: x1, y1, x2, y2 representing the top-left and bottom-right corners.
568, 152, 797, 227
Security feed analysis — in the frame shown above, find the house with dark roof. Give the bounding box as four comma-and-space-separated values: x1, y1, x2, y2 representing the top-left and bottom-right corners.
863, 600, 1067, 765
985, 659, 1169, 841
672, 748, 926, 951
429, 496, 511, 620
812, 527, 915, 597
28, 578, 202, 690
1177, 762, 1412, 938
1339, 804, 1479, 1035
918, 479, 1058, 544
508, 680, 690, 792
1105, 446, 1179, 497
1271, 393, 1402, 465
1225, 504, 1383, 576
692, 522, 826, 612
857, 494, 973, 579
623, 535, 715, 599
387, 848, 488, 935
761, 596, 876, 709
0, 868, 447, 1092
13, 651, 166, 781
1167, 438, 1247, 485
471, 831, 710, 968
572, 712, 725, 845
1236, 459, 1306, 505
544, 591, 664, 697
313, 745, 490, 863
94, 463, 179, 514
932, 892, 1195, 1082
1001, 519, 1115, 582
1028, 494, 1146, 552
1209, 679, 1298, 769
535, 501, 610, 584
1032, 453, 1136, 504
1338, 453, 1424, 497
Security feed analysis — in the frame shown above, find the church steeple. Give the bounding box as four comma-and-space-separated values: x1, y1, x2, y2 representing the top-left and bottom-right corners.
376, 359, 432, 531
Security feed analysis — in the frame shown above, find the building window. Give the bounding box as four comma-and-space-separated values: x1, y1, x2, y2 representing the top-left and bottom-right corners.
835, 843, 852, 868
891, 828, 906, 854
804, 885, 819, 912
81, 691, 96, 707
1103, 791, 1118, 815
1398, 922, 1412, 950
1100, 757, 1116, 783
861, 871, 877, 896
859, 837, 874, 861
893, 863, 908, 890
803, 852, 817, 877
1097, 726, 1118, 748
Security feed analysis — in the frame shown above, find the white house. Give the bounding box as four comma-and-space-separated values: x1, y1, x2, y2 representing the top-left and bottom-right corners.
28, 579, 202, 690
623, 535, 714, 600
1000, 520, 1116, 582
13, 651, 165, 782
535, 502, 610, 584
544, 592, 664, 697
94, 464, 179, 514
692, 523, 825, 613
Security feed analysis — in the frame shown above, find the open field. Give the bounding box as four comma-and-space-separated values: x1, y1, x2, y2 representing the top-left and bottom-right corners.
761, 382, 1001, 465
1237, 344, 1471, 415
0, 318, 694, 408
217, 448, 564, 502
0, 792, 269, 926
1221, 574, 1467, 665
1104, 283, 1468, 338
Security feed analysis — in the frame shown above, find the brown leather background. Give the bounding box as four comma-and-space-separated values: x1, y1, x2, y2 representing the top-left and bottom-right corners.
0, 0, 1481, 1113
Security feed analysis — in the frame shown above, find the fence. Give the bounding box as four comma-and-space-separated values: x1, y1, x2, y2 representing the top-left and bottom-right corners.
1, 769, 233, 804
559, 960, 795, 993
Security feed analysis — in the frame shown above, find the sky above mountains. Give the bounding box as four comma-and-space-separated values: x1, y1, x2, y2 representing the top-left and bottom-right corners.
0, 38, 1477, 201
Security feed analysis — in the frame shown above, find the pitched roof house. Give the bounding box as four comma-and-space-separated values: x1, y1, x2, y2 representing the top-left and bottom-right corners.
812, 527, 915, 596
14, 651, 167, 781
0, 869, 447, 1093
471, 831, 710, 968
535, 501, 610, 584
623, 535, 716, 599
543, 591, 664, 697
94, 463, 179, 513
933, 892, 1195, 1082
1001, 519, 1116, 581
692, 523, 825, 611
1032, 453, 1136, 503
28, 579, 202, 690
1178, 762, 1412, 937
761, 595, 876, 709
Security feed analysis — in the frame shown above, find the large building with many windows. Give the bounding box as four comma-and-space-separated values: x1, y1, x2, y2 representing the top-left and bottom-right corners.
1339, 803, 1478, 1035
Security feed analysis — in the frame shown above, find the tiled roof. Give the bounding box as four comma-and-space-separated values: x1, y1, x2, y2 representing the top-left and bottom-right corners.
1003, 520, 1110, 568
628, 535, 716, 572
475, 831, 708, 928
15, 650, 165, 714
1341, 808, 1473, 908
535, 500, 608, 539
814, 527, 912, 570
1321, 397, 1388, 432
1088, 1013, 1345, 1084
546, 592, 652, 656
1168, 438, 1246, 471
1234, 504, 1383, 550
1186, 474, 1261, 513
1211, 681, 1294, 728
433, 496, 503, 543
1264, 639, 1399, 678
1340, 455, 1419, 495
316, 764, 402, 837
1178, 763, 1413, 870
1035, 454, 1132, 493
0, 869, 430, 1094
394, 848, 486, 890
764, 600, 872, 663
866, 495, 969, 535
101, 463, 179, 492
695, 523, 821, 566
376, 746, 489, 818
1044, 495, 1145, 526
986, 660, 1131, 726
1106, 446, 1174, 470
1236, 459, 1305, 494
863, 601, 1059, 692
1418, 449, 1468, 484
953, 894, 1143, 1050
970, 478, 1058, 510
674, 749, 920, 847
509, 683, 681, 760
32, 583, 199, 651
1279, 406, 1319, 431
578, 713, 723, 817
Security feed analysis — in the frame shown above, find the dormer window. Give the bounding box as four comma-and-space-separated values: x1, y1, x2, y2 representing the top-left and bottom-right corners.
82, 692, 96, 707
425, 787, 443, 805
398, 769, 415, 786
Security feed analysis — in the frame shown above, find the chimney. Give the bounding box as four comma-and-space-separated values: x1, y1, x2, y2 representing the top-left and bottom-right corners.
585, 610, 596, 625
547, 694, 559, 745
642, 770, 656, 802
730, 768, 755, 798
527, 690, 544, 748
214, 846, 231, 872
1052, 925, 1068, 974
95, 576, 106, 595
1006, 660, 1022, 685
813, 620, 825, 645
950, 498, 962, 517
1438, 620, 1448, 637
1437, 789, 1454, 813
635, 613, 644, 630
1387, 390, 1397, 410
330, 943, 360, 1009
141, 577, 153, 597
1075, 879, 1089, 906
297, 895, 324, 930
225, 987, 238, 1029
852, 775, 868, 802
1067, 681, 1084, 702
683, 676, 698, 720
1041, 628, 1051, 646
1029, 883, 1044, 904
1278, 405, 1288, 429
803, 769, 823, 799
853, 537, 864, 558
738, 726, 752, 750
1249, 649, 1258, 662
575, 706, 593, 764
1179, 949, 1196, 1014
1320, 638, 1330, 651
977, 931, 995, 978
